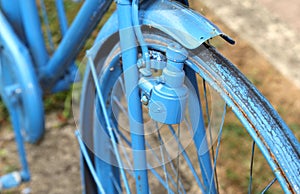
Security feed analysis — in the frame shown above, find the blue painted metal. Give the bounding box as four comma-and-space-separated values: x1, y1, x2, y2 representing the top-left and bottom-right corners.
132, 0, 151, 76
87, 54, 131, 193
83, 22, 299, 194
261, 178, 277, 193
75, 131, 106, 193
55, 0, 68, 35
91, 5, 232, 190
1, 0, 298, 193
92, 54, 126, 193
0, 11, 44, 143
0, 172, 22, 190
40, 0, 55, 51
88, 55, 183, 193
19, 0, 49, 68
51, 64, 79, 93
0, 106, 30, 190
79, 37, 124, 193
184, 64, 216, 193
138, 0, 235, 48
94, 108, 119, 194
11, 106, 30, 183
209, 104, 226, 193
117, 1, 149, 193
88, 48, 184, 193
138, 43, 189, 124
51, 0, 80, 93
0, 0, 26, 41
96, 0, 234, 50
0, 10, 45, 190
39, 0, 113, 89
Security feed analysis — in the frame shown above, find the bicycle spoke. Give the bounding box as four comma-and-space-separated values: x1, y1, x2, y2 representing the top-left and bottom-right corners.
111, 124, 134, 172
261, 177, 277, 194
76, 131, 106, 193
39, 0, 55, 52
111, 173, 123, 193
203, 80, 220, 193
87, 56, 131, 193
145, 140, 185, 194
203, 80, 212, 148
113, 122, 174, 192
157, 124, 171, 193
209, 104, 227, 193
147, 164, 175, 194
168, 125, 205, 193
112, 96, 129, 118
183, 117, 193, 137
176, 124, 180, 193
113, 117, 183, 192
114, 124, 132, 147
248, 141, 256, 194
112, 114, 185, 193
118, 76, 126, 96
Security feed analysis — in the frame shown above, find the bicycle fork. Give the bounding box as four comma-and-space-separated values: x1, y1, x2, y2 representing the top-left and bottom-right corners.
82, 0, 218, 193
116, 1, 217, 193
117, 1, 149, 193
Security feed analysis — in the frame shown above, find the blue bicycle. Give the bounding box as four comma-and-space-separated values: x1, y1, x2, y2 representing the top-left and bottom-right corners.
0, 0, 299, 193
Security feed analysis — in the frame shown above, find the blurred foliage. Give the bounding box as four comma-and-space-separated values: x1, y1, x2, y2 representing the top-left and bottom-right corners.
0, 1, 116, 123
0, 101, 9, 124
40, 1, 115, 118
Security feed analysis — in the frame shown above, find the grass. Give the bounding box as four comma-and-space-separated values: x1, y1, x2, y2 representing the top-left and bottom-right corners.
219, 117, 282, 193
0, 101, 9, 124
0, 148, 8, 158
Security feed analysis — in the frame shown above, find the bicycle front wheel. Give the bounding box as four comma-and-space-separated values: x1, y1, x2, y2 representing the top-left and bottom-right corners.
78, 30, 300, 193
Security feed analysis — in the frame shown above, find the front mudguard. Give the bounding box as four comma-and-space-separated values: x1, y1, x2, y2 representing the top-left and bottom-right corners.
95, 0, 234, 50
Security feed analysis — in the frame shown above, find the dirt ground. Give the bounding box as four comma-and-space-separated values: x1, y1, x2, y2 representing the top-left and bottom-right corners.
1, 1, 300, 194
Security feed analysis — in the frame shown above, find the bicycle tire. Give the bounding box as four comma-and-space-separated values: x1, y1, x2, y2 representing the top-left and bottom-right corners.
79, 30, 300, 193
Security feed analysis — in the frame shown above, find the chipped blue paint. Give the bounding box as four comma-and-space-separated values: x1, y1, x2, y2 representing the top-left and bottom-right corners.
96, 0, 234, 49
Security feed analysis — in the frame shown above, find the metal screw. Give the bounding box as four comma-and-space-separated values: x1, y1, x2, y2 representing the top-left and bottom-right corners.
141, 95, 149, 105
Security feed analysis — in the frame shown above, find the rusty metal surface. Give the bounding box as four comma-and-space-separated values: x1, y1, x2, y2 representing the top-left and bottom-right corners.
190, 44, 300, 193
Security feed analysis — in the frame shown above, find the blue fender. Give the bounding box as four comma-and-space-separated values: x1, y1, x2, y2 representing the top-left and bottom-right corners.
95, 0, 234, 49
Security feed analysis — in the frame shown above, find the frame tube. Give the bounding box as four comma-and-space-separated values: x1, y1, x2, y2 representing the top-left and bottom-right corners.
40, 0, 112, 89
55, 0, 68, 35
117, 1, 149, 193
19, 0, 49, 68
185, 66, 217, 193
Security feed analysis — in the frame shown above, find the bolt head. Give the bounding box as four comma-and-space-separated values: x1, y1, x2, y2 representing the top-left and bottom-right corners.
141, 95, 149, 105
166, 43, 188, 62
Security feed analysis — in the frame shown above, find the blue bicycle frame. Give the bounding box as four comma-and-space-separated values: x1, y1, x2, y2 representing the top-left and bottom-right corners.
1, 0, 113, 89
0, 0, 116, 189
0, 0, 230, 191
